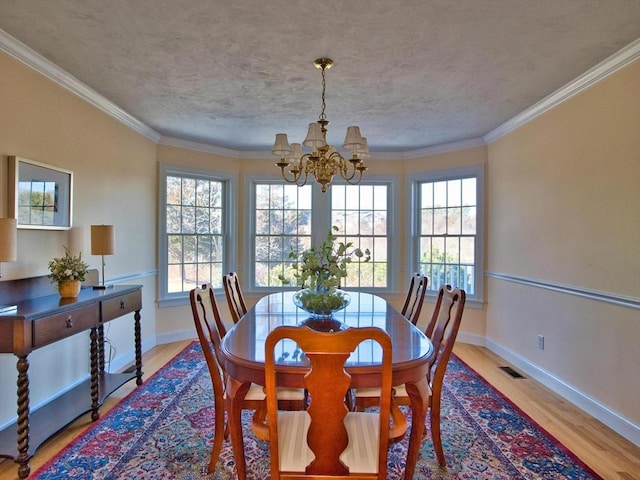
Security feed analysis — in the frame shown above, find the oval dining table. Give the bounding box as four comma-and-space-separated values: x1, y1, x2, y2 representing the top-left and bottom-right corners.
220, 290, 434, 480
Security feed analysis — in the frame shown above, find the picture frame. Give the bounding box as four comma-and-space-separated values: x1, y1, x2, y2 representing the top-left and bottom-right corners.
8, 156, 73, 230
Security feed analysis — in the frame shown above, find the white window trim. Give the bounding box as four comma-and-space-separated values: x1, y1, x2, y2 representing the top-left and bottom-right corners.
406, 164, 485, 308
244, 174, 401, 295
157, 163, 237, 307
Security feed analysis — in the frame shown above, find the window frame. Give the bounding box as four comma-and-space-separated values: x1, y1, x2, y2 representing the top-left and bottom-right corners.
407, 164, 485, 306
158, 163, 237, 307
245, 174, 399, 295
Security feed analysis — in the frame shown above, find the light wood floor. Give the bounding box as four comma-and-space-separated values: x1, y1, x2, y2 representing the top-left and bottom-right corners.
1, 341, 638, 480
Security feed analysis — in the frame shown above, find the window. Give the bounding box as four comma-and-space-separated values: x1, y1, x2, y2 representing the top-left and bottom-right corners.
250, 180, 393, 291
413, 166, 484, 301
159, 165, 234, 305
254, 183, 312, 287
331, 185, 388, 288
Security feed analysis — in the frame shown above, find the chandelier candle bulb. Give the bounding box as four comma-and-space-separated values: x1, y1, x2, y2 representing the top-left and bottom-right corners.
273, 58, 370, 192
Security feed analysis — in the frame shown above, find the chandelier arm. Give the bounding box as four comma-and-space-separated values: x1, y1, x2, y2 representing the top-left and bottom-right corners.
284, 154, 316, 187
278, 156, 304, 186
329, 151, 360, 182
344, 168, 365, 185
281, 170, 310, 188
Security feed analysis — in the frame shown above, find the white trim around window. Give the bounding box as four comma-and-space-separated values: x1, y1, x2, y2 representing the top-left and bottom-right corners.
244, 174, 401, 295
406, 164, 485, 307
157, 163, 237, 307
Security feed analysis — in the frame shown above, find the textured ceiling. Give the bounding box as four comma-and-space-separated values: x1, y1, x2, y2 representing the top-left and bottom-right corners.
1, 0, 639, 154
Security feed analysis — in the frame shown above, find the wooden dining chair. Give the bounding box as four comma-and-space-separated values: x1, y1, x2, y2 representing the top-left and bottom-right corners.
222, 271, 248, 324
355, 285, 466, 467
401, 272, 428, 325
189, 284, 305, 472
264, 325, 393, 479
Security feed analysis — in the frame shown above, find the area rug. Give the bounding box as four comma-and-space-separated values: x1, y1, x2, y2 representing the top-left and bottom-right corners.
32, 342, 602, 479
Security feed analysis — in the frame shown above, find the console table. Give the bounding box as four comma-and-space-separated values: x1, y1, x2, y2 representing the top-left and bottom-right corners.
0, 272, 143, 478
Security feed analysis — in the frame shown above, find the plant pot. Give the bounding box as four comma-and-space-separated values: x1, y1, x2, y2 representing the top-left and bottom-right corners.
58, 280, 81, 298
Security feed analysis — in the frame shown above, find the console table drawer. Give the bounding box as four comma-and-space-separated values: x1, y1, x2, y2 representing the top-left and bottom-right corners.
33, 304, 99, 348
101, 291, 142, 322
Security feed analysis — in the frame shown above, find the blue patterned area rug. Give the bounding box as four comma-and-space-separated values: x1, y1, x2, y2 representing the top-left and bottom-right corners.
32, 342, 602, 479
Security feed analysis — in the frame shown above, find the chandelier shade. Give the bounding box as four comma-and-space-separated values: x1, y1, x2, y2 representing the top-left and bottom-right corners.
273, 58, 369, 192
303, 122, 326, 149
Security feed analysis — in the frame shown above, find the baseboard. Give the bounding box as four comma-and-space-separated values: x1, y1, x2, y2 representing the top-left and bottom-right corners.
457, 332, 486, 346
485, 338, 640, 447
155, 329, 197, 345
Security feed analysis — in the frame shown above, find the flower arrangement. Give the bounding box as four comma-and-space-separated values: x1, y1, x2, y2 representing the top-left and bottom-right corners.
48, 247, 90, 285
280, 226, 370, 316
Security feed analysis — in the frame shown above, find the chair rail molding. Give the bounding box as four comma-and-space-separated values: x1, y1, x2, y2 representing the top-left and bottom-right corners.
486, 271, 640, 310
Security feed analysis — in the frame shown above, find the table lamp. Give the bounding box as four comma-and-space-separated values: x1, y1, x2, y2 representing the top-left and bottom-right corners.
0, 218, 18, 313
91, 224, 115, 289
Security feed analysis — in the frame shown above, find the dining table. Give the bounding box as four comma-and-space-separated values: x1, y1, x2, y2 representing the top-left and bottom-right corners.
220, 290, 434, 480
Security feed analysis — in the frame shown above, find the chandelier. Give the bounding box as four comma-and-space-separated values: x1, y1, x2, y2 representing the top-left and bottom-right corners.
272, 58, 369, 192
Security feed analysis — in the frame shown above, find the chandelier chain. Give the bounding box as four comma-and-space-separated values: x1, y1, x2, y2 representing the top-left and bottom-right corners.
319, 63, 327, 122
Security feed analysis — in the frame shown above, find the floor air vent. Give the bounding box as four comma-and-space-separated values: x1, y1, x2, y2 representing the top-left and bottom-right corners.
499, 366, 525, 379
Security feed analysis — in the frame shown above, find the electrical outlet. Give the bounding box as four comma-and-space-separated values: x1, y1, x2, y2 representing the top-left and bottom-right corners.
538, 335, 544, 350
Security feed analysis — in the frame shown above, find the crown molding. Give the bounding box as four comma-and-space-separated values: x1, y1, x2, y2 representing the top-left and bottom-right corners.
160, 135, 488, 160
390, 137, 487, 159
159, 136, 254, 158
484, 38, 640, 145
0, 29, 162, 143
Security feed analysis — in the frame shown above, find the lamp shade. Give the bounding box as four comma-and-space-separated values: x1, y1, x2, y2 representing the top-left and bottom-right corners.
91, 225, 116, 255
0, 218, 17, 262
342, 125, 365, 152
272, 133, 292, 157
288, 143, 303, 161
355, 137, 371, 159
303, 122, 326, 149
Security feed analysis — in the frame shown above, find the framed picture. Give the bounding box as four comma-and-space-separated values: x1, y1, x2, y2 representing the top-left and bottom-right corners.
8, 156, 73, 230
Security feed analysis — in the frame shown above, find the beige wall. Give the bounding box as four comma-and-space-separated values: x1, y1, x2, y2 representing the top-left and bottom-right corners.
486, 61, 640, 425
0, 53, 158, 424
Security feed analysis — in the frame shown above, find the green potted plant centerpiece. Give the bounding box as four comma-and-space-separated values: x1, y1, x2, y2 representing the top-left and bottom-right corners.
48, 246, 90, 298
280, 226, 370, 318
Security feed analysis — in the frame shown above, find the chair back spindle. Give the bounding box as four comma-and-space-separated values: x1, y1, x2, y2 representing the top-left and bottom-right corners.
223, 272, 248, 324
401, 273, 428, 325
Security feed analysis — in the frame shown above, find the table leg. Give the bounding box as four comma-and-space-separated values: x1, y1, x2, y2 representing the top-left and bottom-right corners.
134, 309, 142, 385
90, 327, 100, 421
403, 377, 429, 480
224, 377, 251, 480
16, 355, 31, 479
98, 324, 105, 373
